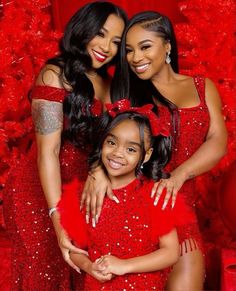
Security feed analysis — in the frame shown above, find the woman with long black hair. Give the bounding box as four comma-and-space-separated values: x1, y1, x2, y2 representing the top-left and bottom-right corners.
2, 2, 127, 289
83, 10, 227, 291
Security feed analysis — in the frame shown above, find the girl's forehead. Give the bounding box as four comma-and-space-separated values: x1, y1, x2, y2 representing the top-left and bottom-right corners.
111, 119, 139, 132
109, 119, 151, 144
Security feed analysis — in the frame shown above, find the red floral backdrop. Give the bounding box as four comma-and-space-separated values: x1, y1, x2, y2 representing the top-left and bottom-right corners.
0, 0, 235, 290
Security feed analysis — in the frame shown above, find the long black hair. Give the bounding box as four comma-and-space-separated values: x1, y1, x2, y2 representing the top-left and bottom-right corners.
111, 11, 179, 132
46, 2, 127, 148
89, 111, 171, 181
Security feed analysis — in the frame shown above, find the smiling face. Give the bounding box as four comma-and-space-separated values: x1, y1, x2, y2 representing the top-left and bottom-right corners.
86, 14, 125, 69
101, 119, 152, 188
126, 24, 170, 80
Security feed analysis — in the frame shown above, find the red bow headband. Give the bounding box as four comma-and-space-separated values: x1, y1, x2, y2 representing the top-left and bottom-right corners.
105, 99, 170, 137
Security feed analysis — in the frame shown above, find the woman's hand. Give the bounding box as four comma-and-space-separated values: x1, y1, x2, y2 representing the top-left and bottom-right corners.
80, 167, 119, 226
96, 255, 127, 276
51, 211, 88, 272
151, 169, 187, 209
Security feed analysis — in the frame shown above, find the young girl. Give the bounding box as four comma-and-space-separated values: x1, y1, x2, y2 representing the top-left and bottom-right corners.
57, 99, 194, 290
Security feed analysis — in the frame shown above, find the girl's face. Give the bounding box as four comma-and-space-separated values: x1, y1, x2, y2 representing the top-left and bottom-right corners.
101, 119, 152, 188
86, 14, 125, 69
126, 24, 170, 80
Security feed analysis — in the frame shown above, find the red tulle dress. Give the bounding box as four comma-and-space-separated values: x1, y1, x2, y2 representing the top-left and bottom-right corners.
2, 85, 102, 290
58, 178, 194, 291
159, 75, 210, 253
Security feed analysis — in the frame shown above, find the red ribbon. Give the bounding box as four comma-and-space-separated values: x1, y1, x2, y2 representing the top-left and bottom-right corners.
105, 99, 170, 137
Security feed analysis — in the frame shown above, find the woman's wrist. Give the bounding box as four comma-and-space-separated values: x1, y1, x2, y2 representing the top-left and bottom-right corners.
171, 167, 191, 182
50, 211, 63, 236
49, 207, 58, 217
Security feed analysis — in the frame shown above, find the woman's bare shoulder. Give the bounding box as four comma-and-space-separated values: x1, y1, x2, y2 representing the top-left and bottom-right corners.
35, 64, 71, 90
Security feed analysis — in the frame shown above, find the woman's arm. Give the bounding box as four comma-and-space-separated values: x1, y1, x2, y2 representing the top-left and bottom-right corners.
80, 166, 118, 226
153, 78, 228, 208
97, 228, 179, 276
32, 66, 87, 272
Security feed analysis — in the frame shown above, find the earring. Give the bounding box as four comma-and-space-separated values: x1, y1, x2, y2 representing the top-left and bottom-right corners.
166, 51, 171, 64
140, 164, 144, 170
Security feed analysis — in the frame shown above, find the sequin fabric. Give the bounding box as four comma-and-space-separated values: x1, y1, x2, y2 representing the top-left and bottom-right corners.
159, 76, 210, 251
61, 178, 175, 290
2, 85, 103, 290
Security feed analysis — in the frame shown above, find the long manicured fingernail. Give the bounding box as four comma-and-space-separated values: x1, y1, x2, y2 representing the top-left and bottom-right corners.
151, 190, 155, 198
92, 218, 96, 228
112, 196, 119, 204
95, 214, 99, 223
86, 214, 89, 224
162, 201, 167, 210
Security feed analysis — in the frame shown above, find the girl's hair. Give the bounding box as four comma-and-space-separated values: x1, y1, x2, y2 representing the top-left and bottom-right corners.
89, 111, 171, 181
46, 2, 127, 148
111, 11, 179, 132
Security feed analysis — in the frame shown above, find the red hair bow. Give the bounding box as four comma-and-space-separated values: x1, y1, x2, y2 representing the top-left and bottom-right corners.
106, 99, 170, 137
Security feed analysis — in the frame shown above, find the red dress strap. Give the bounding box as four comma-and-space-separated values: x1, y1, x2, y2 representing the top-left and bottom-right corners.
193, 75, 206, 105
30, 85, 68, 103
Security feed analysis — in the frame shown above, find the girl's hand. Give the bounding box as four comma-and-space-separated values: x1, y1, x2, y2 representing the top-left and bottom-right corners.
151, 170, 186, 209
96, 255, 127, 276
52, 212, 88, 272
80, 167, 119, 226
90, 261, 113, 282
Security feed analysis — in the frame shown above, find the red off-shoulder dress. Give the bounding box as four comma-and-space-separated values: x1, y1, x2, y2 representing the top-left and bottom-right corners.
2, 85, 102, 290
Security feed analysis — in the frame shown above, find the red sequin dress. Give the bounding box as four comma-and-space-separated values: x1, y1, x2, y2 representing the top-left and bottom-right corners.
58, 178, 193, 291
160, 76, 210, 252
2, 86, 103, 290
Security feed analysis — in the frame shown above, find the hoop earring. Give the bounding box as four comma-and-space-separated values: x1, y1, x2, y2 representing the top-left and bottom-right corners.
166, 51, 171, 64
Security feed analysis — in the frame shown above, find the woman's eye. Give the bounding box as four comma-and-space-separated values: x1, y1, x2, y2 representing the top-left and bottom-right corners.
113, 40, 121, 46
141, 45, 151, 50
126, 48, 132, 54
97, 31, 105, 37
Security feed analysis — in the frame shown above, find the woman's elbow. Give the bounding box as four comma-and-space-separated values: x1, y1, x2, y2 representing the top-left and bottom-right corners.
37, 147, 60, 165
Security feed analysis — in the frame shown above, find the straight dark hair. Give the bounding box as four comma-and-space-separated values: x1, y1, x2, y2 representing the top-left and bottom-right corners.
111, 11, 179, 133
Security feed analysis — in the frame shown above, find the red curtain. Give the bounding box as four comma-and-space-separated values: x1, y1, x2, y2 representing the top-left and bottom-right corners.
51, 0, 186, 31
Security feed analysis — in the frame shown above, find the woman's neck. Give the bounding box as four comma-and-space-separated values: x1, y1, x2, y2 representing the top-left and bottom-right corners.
151, 65, 176, 85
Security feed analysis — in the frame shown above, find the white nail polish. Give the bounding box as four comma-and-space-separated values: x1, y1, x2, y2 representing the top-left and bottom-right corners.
162, 203, 167, 210
92, 218, 96, 228
95, 214, 99, 223
86, 215, 89, 224
112, 196, 119, 204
